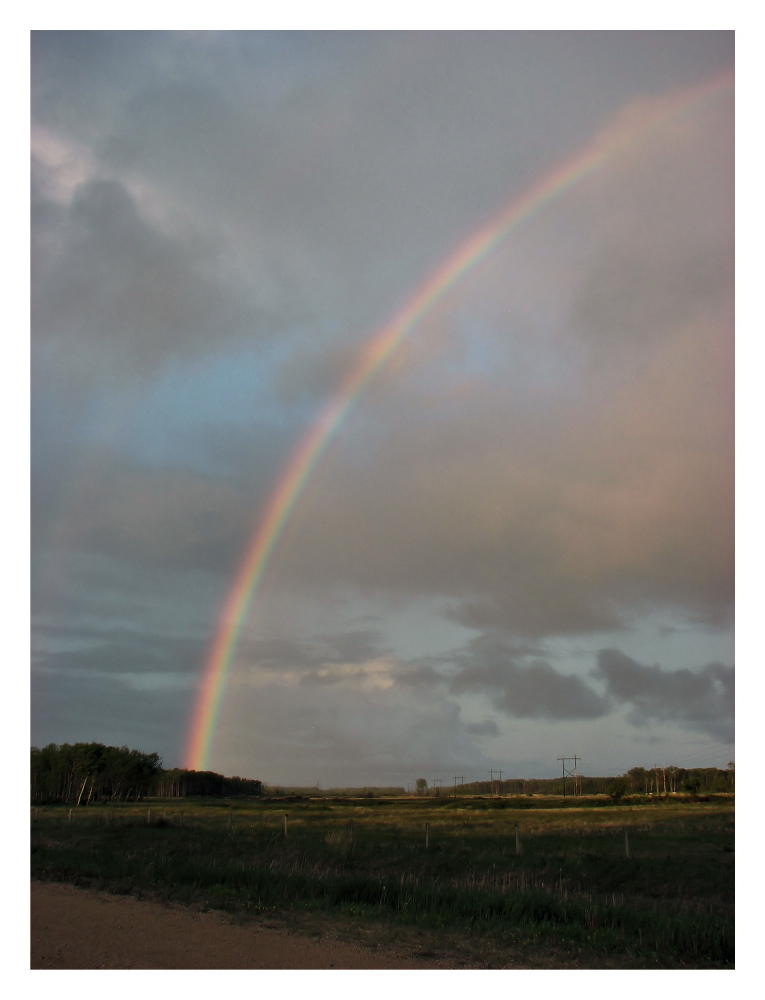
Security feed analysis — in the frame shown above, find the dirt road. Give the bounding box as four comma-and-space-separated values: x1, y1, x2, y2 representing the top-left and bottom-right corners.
31, 881, 465, 969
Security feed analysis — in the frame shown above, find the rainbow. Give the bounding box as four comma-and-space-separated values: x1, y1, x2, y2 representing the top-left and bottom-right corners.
185, 68, 733, 771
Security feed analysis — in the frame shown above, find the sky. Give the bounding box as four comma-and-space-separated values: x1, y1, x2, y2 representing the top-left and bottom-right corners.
30, 30, 735, 786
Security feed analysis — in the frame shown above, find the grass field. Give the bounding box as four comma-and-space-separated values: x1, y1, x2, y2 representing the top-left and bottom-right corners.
31, 794, 734, 968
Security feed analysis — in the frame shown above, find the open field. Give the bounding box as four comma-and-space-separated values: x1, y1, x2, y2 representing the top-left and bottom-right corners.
31, 794, 734, 968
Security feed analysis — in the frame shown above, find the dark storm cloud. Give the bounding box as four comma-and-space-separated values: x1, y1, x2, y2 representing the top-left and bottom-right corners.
593, 649, 734, 741
448, 634, 609, 720
31, 666, 195, 768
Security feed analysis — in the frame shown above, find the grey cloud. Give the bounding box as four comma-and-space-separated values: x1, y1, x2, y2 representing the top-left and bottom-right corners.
593, 648, 734, 741
315, 630, 387, 663
300, 668, 370, 688
447, 591, 625, 639
31, 664, 194, 768
440, 636, 734, 739
256, 80, 732, 640
31, 37, 734, 628
463, 719, 500, 737
574, 246, 733, 354
32, 633, 205, 678
239, 630, 388, 672
34, 33, 734, 353
32, 178, 259, 381
233, 629, 447, 691
299, 658, 444, 689
449, 635, 609, 720
34, 452, 254, 577
31, 549, 224, 674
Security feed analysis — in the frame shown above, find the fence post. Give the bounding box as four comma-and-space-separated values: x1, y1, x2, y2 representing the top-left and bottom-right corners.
425, 822, 429, 849
283, 814, 288, 838
68, 808, 73, 824
349, 817, 353, 843
147, 808, 151, 824
624, 828, 630, 859
515, 825, 521, 855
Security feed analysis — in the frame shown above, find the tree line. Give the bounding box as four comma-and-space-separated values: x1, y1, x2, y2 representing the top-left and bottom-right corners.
416, 766, 734, 797
153, 768, 262, 798
31, 743, 262, 804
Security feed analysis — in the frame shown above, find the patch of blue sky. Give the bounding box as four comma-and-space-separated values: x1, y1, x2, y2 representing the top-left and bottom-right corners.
91, 333, 323, 473
433, 310, 583, 400
370, 599, 479, 662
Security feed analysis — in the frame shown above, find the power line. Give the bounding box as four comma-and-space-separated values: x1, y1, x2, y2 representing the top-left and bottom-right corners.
557, 756, 580, 797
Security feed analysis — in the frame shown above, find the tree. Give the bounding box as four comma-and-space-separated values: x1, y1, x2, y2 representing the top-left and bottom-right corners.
608, 777, 629, 799
415, 778, 428, 795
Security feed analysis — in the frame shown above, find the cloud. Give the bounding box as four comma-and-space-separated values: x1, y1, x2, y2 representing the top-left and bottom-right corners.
448, 634, 609, 720
32, 632, 205, 679
300, 658, 399, 691
264, 93, 733, 639
463, 718, 500, 737
222, 658, 487, 786
32, 177, 260, 383
593, 648, 734, 741
237, 630, 387, 671
34, 455, 254, 577
233, 630, 449, 695
431, 633, 734, 742
29, 33, 734, 781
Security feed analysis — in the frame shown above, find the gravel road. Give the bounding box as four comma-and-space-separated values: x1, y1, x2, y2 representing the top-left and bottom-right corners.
31, 881, 462, 969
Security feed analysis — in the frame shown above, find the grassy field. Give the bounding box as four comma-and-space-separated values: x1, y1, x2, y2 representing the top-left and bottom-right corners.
30, 793, 734, 968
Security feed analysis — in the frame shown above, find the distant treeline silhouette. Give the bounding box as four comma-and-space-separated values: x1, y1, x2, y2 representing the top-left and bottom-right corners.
447, 766, 733, 798
30, 743, 262, 804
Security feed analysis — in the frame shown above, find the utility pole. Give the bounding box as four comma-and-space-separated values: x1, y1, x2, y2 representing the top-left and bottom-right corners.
557, 756, 581, 798
453, 776, 464, 798
431, 779, 442, 797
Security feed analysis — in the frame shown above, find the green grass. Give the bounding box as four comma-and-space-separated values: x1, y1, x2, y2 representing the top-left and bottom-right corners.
30, 795, 734, 968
